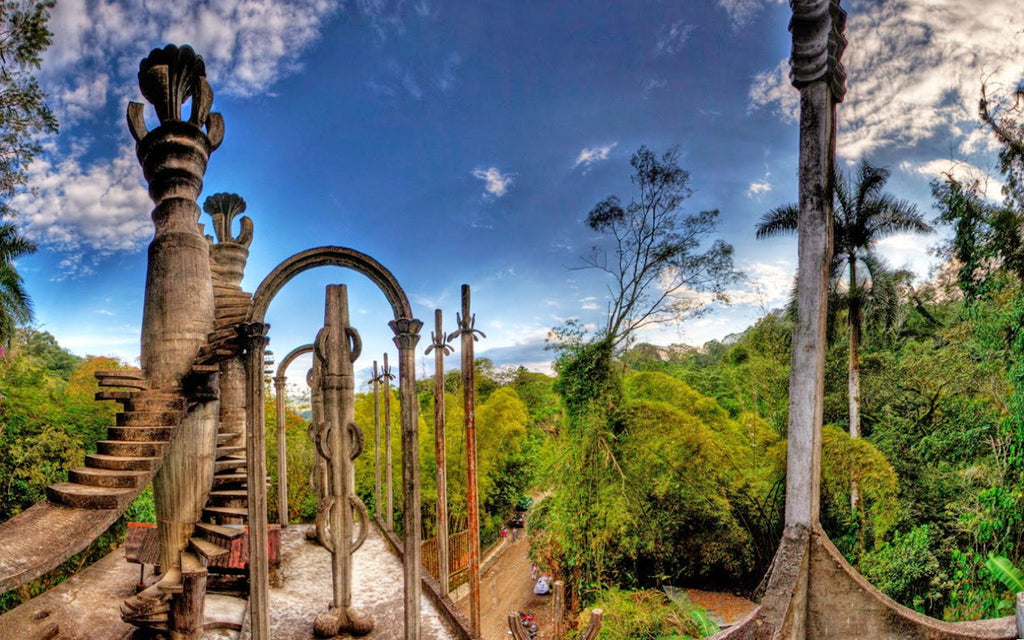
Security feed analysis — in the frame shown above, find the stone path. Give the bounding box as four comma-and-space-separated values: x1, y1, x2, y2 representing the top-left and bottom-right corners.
259, 524, 458, 639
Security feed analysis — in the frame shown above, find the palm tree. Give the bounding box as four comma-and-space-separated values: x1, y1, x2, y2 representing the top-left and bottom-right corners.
756, 160, 932, 513
0, 222, 36, 347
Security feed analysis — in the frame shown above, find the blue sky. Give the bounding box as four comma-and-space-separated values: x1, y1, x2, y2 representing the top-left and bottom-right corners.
13, 0, 1024, 387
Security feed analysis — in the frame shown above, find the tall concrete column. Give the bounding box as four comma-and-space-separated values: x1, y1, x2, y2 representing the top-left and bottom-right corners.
784, 0, 846, 533
127, 44, 223, 591
274, 375, 289, 526
239, 322, 271, 640
390, 317, 424, 640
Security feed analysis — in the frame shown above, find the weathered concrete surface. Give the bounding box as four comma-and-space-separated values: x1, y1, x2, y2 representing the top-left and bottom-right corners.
0, 501, 121, 593
806, 530, 1014, 640
255, 524, 459, 640
0, 545, 137, 640
711, 527, 1017, 640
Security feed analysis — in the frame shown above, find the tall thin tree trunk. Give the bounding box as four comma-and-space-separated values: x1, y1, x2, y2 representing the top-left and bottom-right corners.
848, 259, 862, 518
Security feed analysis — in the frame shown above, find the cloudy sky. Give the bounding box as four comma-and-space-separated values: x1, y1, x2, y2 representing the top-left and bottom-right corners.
13, 0, 1024, 384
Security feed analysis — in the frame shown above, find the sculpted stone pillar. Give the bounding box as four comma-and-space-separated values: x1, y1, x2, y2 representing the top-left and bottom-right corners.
313, 285, 373, 637
126, 44, 223, 615
204, 193, 253, 446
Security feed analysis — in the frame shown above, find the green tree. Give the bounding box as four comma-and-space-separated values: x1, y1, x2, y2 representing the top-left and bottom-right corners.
0, 1, 59, 345
756, 160, 931, 513
578, 145, 739, 350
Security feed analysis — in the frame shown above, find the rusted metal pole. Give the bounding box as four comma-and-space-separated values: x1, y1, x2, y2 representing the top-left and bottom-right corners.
453, 284, 485, 639
425, 309, 452, 595
372, 360, 382, 519
391, 317, 424, 640
240, 322, 271, 640
273, 375, 288, 527
553, 580, 565, 640
383, 352, 395, 531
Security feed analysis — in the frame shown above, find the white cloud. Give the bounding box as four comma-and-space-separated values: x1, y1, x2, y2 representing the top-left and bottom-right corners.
43, 0, 342, 102
718, 0, 786, 29
642, 77, 667, 98
580, 296, 599, 311
656, 21, 696, 56
12, 143, 152, 255
437, 53, 461, 92
874, 233, 937, 282
472, 167, 514, 197
574, 143, 618, 169
899, 158, 1004, 199
748, 59, 798, 123
749, 0, 1024, 161
747, 177, 773, 198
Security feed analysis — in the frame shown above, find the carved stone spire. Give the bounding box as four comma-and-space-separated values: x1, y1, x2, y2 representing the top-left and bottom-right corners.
204, 192, 253, 287
789, 0, 847, 102
130, 44, 221, 389
128, 44, 225, 211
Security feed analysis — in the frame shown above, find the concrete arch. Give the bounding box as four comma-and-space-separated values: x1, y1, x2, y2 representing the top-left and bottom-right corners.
249, 246, 413, 324
276, 343, 315, 380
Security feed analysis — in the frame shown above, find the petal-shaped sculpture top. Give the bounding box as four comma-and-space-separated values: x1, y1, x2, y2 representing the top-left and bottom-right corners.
203, 193, 253, 248
128, 44, 224, 149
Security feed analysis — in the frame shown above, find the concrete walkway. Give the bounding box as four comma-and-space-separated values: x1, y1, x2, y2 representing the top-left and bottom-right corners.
258, 524, 459, 639
0, 522, 461, 640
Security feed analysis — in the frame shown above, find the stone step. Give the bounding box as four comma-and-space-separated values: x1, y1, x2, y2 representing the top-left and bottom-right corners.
126, 395, 185, 413
189, 536, 230, 564
195, 522, 245, 546
107, 426, 175, 442
96, 440, 167, 458
217, 432, 241, 445
95, 369, 148, 390
203, 506, 248, 521
68, 467, 149, 489
46, 483, 135, 509
216, 446, 245, 458
215, 458, 247, 472
85, 453, 161, 471
117, 411, 182, 427
211, 473, 248, 488
95, 389, 133, 403
208, 490, 248, 503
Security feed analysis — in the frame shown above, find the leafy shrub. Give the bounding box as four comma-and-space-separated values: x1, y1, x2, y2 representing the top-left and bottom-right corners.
858, 525, 947, 615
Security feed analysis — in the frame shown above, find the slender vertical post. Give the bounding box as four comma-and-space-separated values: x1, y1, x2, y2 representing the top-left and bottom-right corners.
425, 309, 452, 595
383, 353, 395, 530
784, 0, 846, 531
553, 580, 565, 640
239, 322, 271, 640
372, 360, 382, 518
452, 284, 485, 639
784, 3, 846, 639
274, 375, 289, 527
391, 317, 424, 640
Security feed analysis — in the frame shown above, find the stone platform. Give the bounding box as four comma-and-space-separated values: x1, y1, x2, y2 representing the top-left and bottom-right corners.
0, 522, 462, 640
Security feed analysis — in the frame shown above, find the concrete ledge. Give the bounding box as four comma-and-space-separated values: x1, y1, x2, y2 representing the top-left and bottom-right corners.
808, 528, 1015, 639
0, 501, 123, 593
710, 525, 1017, 640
